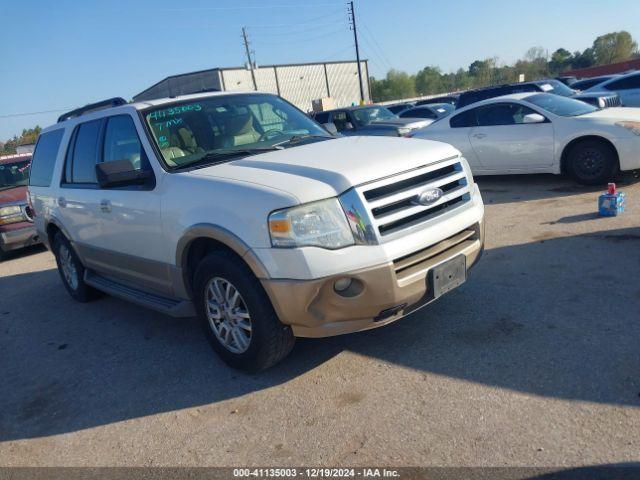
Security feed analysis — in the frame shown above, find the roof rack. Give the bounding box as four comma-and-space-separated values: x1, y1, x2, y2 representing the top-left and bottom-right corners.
57, 97, 128, 123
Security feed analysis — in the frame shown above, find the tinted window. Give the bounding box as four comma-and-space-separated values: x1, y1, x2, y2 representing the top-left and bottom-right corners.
400, 108, 437, 119
476, 103, 539, 126
313, 112, 329, 124
331, 111, 351, 131
29, 129, 64, 187
71, 120, 102, 183
572, 76, 613, 91
103, 116, 144, 170
450, 109, 477, 128
388, 104, 411, 114
606, 74, 640, 91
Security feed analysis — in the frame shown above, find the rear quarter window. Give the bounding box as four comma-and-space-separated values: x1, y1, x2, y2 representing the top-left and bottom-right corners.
29, 129, 65, 187
450, 109, 477, 128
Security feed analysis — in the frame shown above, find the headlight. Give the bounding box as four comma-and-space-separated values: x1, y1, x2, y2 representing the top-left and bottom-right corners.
597, 98, 606, 109
397, 127, 412, 136
616, 121, 640, 136
268, 198, 355, 249
0, 205, 25, 225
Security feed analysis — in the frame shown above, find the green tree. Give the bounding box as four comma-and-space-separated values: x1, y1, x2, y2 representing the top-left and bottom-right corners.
415, 66, 443, 95
1, 126, 41, 155
370, 69, 416, 102
592, 31, 638, 65
549, 48, 573, 74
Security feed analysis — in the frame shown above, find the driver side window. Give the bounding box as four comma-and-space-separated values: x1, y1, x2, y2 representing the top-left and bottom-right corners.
476, 103, 539, 126
331, 111, 351, 131
103, 115, 146, 171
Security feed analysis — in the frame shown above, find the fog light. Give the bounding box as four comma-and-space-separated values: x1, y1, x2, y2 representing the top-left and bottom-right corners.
334, 278, 353, 292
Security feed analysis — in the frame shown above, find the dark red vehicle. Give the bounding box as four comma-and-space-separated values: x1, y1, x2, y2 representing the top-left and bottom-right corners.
0, 153, 39, 260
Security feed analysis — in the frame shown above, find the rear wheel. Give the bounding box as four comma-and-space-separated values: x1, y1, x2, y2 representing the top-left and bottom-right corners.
566, 139, 618, 185
53, 233, 99, 302
194, 251, 295, 372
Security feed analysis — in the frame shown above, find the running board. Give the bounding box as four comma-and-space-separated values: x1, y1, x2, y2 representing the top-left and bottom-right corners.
85, 271, 195, 317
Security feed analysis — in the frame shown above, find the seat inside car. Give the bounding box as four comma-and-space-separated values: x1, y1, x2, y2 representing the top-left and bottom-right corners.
222, 111, 261, 147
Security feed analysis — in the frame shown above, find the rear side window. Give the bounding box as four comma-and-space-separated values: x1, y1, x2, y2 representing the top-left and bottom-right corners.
313, 112, 329, 124
67, 119, 102, 184
450, 109, 477, 128
29, 129, 64, 187
103, 115, 145, 170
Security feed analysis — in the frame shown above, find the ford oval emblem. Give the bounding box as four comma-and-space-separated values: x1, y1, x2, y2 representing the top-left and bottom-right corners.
414, 188, 444, 206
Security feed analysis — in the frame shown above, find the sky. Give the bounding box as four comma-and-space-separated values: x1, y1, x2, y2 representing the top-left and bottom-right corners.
1, 0, 639, 140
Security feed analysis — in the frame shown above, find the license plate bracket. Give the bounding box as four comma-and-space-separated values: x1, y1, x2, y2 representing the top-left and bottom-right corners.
430, 255, 466, 299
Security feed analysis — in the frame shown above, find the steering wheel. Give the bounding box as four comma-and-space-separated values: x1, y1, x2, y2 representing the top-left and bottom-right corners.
259, 129, 289, 142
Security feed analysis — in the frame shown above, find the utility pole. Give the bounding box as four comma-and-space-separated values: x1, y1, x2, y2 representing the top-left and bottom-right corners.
242, 27, 258, 91
348, 1, 364, 103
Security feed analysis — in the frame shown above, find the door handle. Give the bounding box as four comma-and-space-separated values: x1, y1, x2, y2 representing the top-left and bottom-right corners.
100, 200, 112, 213
472, 133, 487, 139
58, 197, 67, 208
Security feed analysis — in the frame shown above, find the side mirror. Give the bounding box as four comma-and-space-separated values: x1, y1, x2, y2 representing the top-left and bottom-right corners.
344, 122, 355, 130
522, 113, 546, 124
96, 160, 152, 189
323, 122, 339, 135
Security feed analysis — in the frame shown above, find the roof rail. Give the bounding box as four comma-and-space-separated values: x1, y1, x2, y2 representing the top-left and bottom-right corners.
57, 97, 128, 123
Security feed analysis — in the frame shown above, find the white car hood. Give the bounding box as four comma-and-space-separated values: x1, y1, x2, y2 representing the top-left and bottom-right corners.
579, 107, 640, 122
189, 136, 459, 204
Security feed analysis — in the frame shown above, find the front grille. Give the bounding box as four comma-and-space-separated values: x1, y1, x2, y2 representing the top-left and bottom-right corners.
359, 157, 471, 237
605, 95, 621, 108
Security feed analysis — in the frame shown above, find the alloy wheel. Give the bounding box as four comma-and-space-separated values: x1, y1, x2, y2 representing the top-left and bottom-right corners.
59, 244, 79, 290
205, 277, 252, 354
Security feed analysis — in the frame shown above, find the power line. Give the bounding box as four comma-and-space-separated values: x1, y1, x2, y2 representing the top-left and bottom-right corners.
0, 108, 70, 119
247, 10, 345, 29
359, 19, 393, 71
253, 27, 349, 46
165, 3, 343, 11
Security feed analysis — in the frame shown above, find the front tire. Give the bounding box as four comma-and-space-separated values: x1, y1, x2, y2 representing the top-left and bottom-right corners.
53, 233, 99, 302
566, 140, 618, 185
194, 251, 295, 372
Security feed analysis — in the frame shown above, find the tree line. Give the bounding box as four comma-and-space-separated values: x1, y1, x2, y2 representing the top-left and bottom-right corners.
370, 31, 639, 102
1, 126, 42, 156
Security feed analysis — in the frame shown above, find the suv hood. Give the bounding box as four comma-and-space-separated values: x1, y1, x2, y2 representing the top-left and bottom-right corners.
189, 136, 460, 203
0, 185, 27, 204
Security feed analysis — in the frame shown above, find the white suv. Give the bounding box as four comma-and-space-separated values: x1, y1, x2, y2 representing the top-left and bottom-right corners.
29, 92, 485, 371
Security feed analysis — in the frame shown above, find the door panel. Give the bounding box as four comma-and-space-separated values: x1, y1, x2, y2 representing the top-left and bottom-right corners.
90, 115, 169, 294
468, 103, 554, 171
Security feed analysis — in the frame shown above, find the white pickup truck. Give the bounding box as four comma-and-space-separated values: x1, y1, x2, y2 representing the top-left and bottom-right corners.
29, 92, 485, 371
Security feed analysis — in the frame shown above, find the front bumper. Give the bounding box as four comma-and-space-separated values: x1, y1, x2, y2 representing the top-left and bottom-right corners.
261, 220, 484, 338
0, 222, 40, 253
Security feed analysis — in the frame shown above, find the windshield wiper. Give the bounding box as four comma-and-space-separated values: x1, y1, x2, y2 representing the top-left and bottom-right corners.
182, 146, 283, 169
273, 134, 333, 148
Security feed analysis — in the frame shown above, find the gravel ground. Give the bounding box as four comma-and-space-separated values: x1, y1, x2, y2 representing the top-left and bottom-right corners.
1, 174, 639, 468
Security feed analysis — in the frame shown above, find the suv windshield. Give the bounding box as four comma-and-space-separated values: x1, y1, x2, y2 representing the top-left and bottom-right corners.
143, 94, 331, 169
0, 159, 31, 191
534, 79, 575, 97
525, 93, 597, 116
351, 106, 396, 126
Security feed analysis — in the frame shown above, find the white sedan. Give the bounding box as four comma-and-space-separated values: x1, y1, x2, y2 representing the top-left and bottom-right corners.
410, 92, 640, 184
